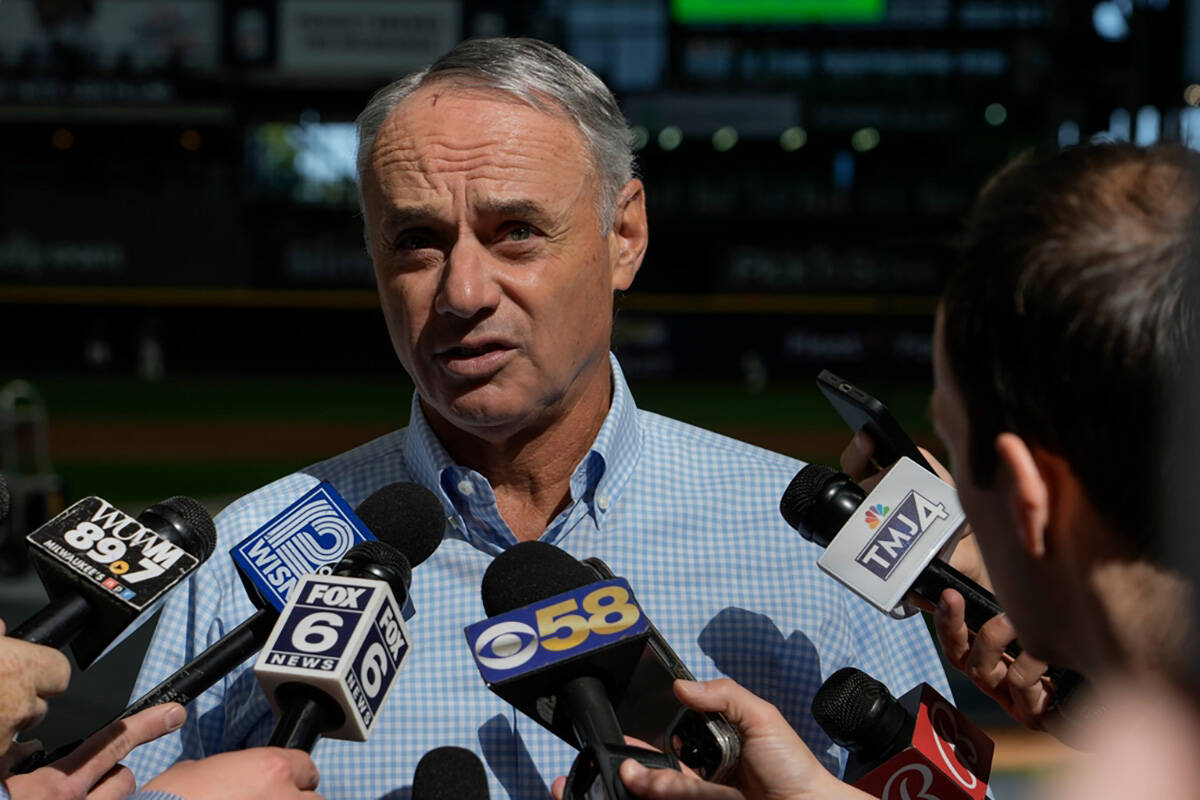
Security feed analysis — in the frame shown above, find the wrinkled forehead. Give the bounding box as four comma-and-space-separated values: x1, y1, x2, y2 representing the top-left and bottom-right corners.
373, 83, 590, 169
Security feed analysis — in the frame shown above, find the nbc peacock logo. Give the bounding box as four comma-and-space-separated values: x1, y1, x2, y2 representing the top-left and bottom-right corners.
864, 504, 890, 530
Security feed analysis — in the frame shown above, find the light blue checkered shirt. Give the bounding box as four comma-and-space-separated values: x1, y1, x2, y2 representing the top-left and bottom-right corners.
125, 354, 952, 799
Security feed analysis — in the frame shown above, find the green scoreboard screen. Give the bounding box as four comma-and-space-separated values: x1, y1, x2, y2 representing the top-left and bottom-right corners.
672, 0, 886, 23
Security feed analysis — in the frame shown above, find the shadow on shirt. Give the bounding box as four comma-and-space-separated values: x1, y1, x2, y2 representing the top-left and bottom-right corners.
698, 606, 837, 770
478, 713, 553, 800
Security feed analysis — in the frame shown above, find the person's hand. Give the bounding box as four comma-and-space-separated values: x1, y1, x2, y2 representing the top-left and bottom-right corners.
0, 619, 72, 757
4, 702, 185, 800
551, 678, 872, 800
839, 430, 993, 599
934, 588, 1058, 734
142, 747, 322, 800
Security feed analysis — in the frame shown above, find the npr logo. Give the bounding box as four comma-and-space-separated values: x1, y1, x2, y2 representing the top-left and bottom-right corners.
855, 491, 949, 580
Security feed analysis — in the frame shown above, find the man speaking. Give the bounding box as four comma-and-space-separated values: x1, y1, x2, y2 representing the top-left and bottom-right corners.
124, 37, 951, 797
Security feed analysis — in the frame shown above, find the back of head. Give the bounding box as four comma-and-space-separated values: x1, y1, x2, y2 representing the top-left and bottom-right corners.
942, 142, 1200, 552
355, 37, 634, 233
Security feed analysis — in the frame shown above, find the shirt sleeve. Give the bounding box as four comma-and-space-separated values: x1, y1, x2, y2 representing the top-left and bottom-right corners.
121, 474, 318, 786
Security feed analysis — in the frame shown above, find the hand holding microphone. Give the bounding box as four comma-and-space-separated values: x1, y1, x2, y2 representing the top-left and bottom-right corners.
141, 747, 322, 800
554, 679, 871, 800
0, 619, 70, 762
4, 702, 186, 800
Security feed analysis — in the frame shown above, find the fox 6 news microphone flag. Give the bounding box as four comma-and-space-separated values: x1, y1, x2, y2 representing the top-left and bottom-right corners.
813, 667, 993, 800
255, 570, 410, 743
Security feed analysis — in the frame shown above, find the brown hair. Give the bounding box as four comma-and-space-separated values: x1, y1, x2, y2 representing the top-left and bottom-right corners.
942, 142, 1200, 549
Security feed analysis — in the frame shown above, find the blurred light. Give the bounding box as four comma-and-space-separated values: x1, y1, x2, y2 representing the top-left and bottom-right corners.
850, 127, 880, 152
1093, 1, 1130, 41
984, 103, 1007, 126
1058, 120, 1080, 148
51, 128, 73, 150
712, 125, 738, 151
1135, 105, 1161, 146
180, 129, 202, 151
630, 125, 649, 151
658, 125, 683, 151
1185, 84, 1200, 107
833, 150, 855, 190
1108, 107, 1131, 141
299, 109, 321, 125
779, 126, 807, 151
1183, 108, 1200, 150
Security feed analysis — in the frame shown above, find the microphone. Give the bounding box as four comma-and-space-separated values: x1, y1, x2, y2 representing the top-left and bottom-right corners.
0, 473, 10, 526
780, 461, 1088, 708
812, 667, 993, 800
11, 495, 217, 667
412, 746, 490, 800
256, 540, 413, 749
118, 480, 445, 719
467, 541, 678, 800
9, 481, 445, 777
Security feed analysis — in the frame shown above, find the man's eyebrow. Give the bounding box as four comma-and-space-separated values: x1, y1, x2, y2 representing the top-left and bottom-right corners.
380, 205, 441, 229
476, 198, 554, 224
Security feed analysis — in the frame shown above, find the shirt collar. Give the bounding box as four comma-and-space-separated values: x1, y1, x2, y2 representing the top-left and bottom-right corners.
400, 353, 643, 546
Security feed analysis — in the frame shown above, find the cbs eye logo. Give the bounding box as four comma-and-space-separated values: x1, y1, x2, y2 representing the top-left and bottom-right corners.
473, 585, 642, 670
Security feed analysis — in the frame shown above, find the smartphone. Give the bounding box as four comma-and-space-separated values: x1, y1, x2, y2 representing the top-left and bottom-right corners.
816, 369, 935, 474
581, 557, 742, 783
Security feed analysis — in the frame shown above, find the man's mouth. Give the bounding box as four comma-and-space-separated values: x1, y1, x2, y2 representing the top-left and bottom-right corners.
435, 341, 516, 377
442, 343, 508, 358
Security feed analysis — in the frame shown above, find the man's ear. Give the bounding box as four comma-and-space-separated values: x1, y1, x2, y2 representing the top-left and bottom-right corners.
994, 433, 1052, 558
609, 178, 648, 292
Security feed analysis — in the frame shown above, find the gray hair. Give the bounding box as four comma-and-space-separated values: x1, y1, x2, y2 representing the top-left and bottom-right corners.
355, 37, 636, 233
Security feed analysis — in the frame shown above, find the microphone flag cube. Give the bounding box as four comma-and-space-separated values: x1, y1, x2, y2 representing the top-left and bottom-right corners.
817, 458, 967, 614
231, 482, 375, 613
255, 573, 410, 741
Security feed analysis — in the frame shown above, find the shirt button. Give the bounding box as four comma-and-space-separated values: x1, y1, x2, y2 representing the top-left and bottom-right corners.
596, 494, 609, 511
448, 517, 462, 530
457, 479, 475, 496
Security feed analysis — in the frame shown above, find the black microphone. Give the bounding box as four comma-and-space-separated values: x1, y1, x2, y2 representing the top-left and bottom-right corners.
413, 746, 490, 800
0, 473, 10, 526
118, 481, 445, 720
780, 464, 1088, 709
475, 541, 679, 800
11, 495, 216, 665
812, 667, 994, 799
257, 540, 414, 750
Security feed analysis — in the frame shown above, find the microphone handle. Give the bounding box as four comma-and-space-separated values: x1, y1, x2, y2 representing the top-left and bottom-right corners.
12, 605, 279, 776
560, 675, 625, 750
9, 593, 91, 648
268, 689, 338, 752
118, 607, 278, 720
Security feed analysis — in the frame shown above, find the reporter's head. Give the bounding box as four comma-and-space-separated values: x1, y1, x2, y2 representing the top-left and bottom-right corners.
931, 142, 1200, 670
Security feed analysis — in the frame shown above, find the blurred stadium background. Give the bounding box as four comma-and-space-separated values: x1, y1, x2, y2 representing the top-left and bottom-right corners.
1, 0, 1193, 793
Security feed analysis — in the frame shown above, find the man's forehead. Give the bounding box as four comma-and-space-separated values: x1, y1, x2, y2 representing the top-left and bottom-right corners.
374, 83, 586, 158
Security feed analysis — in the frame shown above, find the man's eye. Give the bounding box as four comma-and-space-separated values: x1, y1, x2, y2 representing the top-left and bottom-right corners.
393, 231, 434, 251
505, 226, 535, 242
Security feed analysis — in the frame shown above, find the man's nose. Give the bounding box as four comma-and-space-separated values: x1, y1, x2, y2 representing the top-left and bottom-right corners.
435, 239, 501, 318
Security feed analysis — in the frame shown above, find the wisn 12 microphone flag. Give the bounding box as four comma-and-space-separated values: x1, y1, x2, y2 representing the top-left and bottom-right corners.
231, 482, 375, 613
